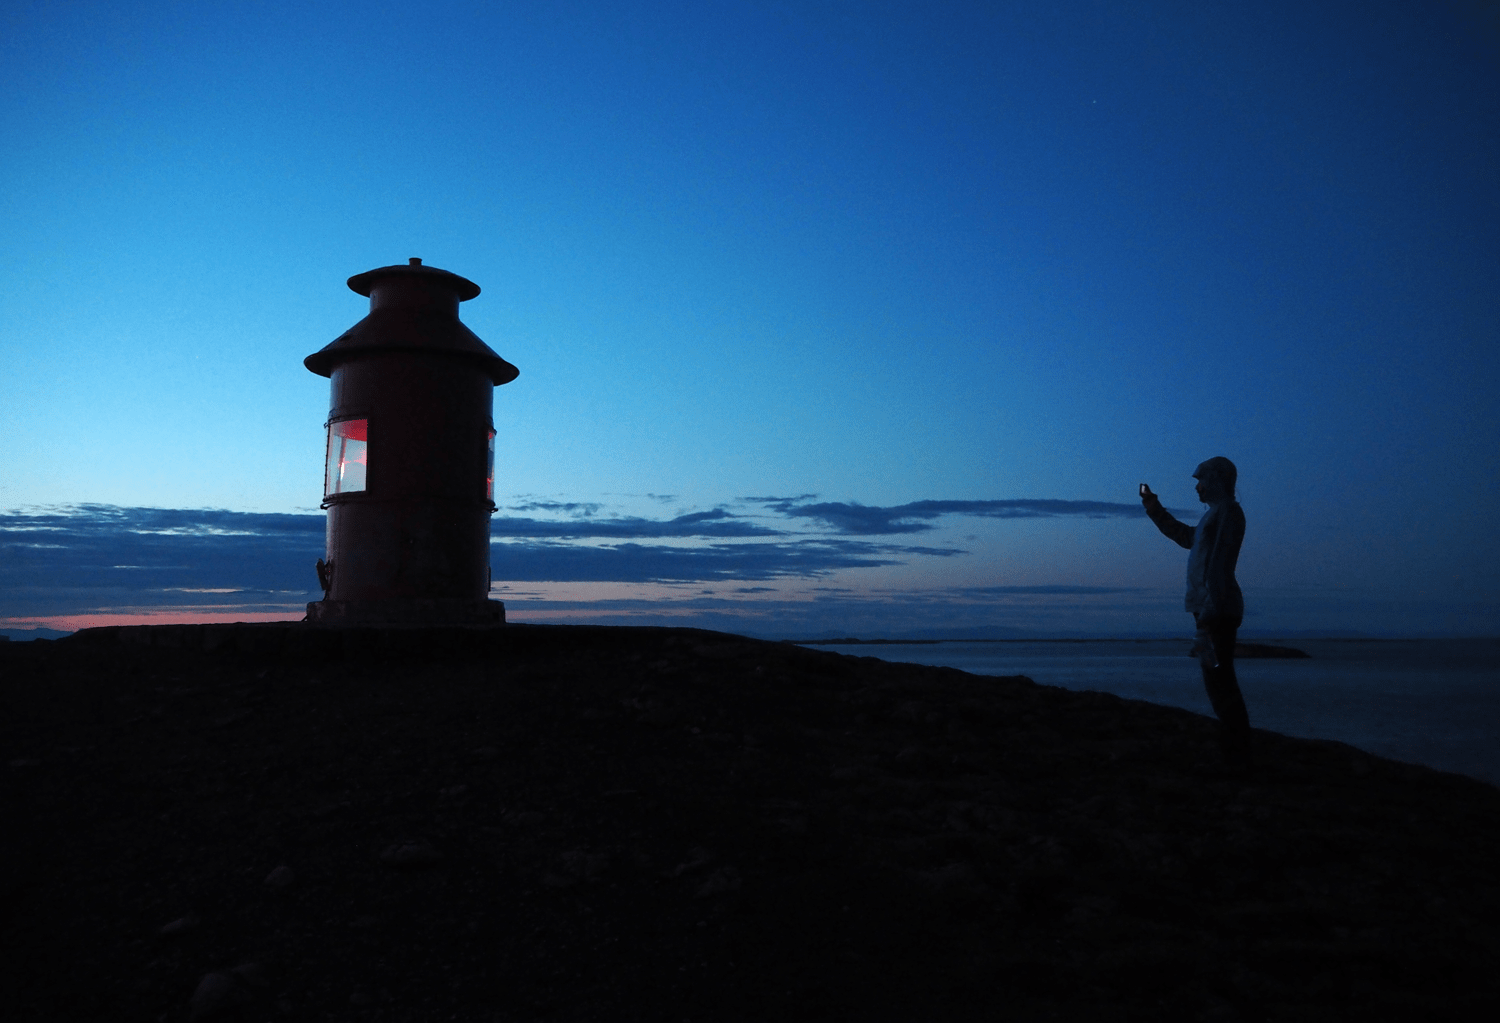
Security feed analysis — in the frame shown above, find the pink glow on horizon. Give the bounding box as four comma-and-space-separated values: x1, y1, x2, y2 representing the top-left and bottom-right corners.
3, 611, 305, 633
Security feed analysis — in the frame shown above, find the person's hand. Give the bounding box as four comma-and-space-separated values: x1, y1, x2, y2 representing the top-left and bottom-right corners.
1139, 483, 1159, 506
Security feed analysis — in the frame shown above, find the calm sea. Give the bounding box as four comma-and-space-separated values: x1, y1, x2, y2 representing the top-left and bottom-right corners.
809, 639, 1500, 788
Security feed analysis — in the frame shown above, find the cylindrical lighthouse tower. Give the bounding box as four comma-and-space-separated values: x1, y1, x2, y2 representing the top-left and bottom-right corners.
303, 258, 518, 625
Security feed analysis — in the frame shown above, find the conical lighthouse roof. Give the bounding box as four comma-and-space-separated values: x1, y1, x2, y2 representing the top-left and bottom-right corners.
303, 259, 519, 385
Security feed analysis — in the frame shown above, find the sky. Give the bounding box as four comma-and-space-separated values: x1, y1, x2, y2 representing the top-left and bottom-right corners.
2, 0, 1497, 639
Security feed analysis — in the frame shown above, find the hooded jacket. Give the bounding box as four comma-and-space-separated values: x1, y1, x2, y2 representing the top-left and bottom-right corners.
1145, 497, 1245, 622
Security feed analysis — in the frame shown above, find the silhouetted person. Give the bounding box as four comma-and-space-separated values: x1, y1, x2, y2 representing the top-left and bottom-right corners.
1140, 457, 1251, 771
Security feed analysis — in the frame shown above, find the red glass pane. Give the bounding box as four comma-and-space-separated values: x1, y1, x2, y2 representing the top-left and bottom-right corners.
325, 418, 369, 495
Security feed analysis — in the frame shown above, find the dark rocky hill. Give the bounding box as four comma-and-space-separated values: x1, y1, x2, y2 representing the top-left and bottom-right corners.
2, 623, 1497, 1021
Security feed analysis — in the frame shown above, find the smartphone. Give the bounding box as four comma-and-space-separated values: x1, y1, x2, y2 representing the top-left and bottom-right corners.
1139, 484, 1149, 497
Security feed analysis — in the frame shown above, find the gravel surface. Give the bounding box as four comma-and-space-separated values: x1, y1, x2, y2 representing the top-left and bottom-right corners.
2, 623, 1498, 1021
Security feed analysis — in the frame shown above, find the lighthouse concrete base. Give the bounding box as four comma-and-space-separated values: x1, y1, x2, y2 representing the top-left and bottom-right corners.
304, 598, 505, 626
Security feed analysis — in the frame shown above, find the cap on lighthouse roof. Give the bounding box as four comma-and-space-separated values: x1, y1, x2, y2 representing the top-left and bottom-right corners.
346, 256, 481, 301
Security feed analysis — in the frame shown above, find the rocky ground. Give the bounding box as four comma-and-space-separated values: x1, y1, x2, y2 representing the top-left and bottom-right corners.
2, 623, 1497, 1022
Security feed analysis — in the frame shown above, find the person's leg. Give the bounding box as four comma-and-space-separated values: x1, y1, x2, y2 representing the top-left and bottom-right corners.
1200, 620, 1252, 770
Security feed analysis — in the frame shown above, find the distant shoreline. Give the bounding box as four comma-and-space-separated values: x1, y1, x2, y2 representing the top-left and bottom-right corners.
785, 636, 1323, 646
788, 636, 1314, 658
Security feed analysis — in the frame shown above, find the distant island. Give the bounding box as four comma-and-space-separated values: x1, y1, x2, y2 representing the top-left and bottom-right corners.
788, 637, 944, 646
1233, 642, 1311, 659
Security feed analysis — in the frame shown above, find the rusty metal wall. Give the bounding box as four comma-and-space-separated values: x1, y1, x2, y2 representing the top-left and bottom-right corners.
324, 354, 494, 602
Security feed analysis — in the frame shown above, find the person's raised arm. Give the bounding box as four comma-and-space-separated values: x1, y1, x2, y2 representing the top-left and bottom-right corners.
1139, 483, 1193, 549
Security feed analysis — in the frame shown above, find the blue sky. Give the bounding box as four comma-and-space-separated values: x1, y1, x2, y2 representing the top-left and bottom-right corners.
2, 0, 1496, 637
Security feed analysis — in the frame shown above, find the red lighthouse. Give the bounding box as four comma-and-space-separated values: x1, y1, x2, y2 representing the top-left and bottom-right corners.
303, 259, 518, 625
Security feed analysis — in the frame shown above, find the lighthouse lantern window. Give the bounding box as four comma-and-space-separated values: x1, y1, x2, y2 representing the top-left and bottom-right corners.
325, 418, 368, 496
